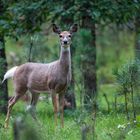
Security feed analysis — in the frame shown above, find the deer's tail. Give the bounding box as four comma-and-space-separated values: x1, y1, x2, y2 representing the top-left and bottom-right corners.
2, 66, 18, 83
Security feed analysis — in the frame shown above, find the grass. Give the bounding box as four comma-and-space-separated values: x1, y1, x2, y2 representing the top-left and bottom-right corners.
0, 101, 81, 140
1, 101, 140, 140
96, 112, 140, 140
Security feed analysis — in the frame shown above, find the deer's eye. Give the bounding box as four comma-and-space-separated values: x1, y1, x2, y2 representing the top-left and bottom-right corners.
59, 35, 62, 38
68, 35, 71, 38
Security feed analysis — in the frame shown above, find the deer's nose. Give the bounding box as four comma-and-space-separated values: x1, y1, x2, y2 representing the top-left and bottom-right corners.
64, 41, 68, 44
63, 36, 68, 45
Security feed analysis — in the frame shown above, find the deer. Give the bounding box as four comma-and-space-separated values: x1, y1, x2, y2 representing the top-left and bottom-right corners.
2, 23, 78, 128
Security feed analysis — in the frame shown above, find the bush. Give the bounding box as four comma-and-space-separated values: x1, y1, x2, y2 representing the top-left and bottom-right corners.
114, 59, 140, 120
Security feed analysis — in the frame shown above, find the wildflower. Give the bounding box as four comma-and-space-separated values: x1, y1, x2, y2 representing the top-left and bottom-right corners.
127, 122, 130, 125
117, 124, 125, 129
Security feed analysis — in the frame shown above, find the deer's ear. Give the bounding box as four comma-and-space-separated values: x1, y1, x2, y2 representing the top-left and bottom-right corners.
52, 24, 61, 34
70, 24, 78, 33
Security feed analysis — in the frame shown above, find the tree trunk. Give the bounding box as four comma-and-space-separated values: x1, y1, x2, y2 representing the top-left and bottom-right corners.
135, 13, 140, 59
0, 34, 8, 114
81, 15, 97, 110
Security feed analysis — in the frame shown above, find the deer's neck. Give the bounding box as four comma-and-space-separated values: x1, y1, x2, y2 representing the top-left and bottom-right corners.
59, 46, 71, 72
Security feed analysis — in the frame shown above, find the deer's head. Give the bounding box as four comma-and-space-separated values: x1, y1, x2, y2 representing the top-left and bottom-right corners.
53, 24, 78, 48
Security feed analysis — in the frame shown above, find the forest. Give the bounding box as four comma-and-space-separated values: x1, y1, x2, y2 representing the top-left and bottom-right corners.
0, 0, 140, 140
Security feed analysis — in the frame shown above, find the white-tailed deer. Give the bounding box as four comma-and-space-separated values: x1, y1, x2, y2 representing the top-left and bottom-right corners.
2, 24, 78, 128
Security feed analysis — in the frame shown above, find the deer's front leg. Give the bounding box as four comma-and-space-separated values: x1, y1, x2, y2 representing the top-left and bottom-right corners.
52, 93, 58, 126
59, 93, 65, 128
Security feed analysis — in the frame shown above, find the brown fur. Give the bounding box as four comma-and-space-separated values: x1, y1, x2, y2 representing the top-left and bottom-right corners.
14, 60, 70, 94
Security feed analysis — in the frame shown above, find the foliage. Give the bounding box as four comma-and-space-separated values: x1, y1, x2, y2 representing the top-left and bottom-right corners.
114, 59, 140, 120
0, 0, 50, 37
114, 59, 140, 93
50, 0, 140, 25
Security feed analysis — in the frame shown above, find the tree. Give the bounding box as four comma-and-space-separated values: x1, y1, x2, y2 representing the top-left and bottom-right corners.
79, 1, 97, 109
0, 34, 8, 114
135, 11, 140, 59
115, 60, 140, 120
0, 0, 10, 114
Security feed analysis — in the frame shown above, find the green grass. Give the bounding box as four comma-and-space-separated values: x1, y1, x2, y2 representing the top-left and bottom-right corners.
0, 101, 81, 140
1, 101, 140, 140
96, 112, 140, 140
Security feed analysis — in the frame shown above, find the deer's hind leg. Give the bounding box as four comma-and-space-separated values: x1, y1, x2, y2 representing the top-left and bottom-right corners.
26, 91, 40, 120
5, 83, 27, 128
5, 94, 24, 128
